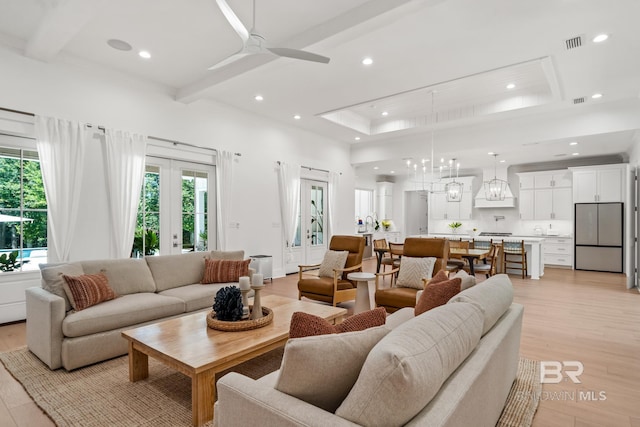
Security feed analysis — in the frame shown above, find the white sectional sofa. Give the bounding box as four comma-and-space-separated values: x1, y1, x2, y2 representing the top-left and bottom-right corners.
26, 250, 250, 371
214, 274, 523, 427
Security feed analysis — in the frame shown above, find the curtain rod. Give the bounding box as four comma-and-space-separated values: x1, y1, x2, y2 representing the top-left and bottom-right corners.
0, 107, 35, 117
277, 161, 341, 175
148, 136, 240, 156
0, 106, 242, 156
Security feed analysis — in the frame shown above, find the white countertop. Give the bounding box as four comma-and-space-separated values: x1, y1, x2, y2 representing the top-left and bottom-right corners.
415, 234, 547, 243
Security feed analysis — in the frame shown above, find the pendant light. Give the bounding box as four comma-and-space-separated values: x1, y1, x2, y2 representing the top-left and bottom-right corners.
484, 153, 507, 201
445, 159, 463, 202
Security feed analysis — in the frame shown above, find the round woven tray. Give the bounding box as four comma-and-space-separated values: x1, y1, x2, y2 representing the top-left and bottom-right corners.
206, 306, 273, 331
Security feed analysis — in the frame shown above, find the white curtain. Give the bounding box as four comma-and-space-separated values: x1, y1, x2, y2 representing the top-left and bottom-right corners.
327, 171, 340, 236
104, 129, 147, 258
277, 162, 301, 250
216, 151, 233, 250
35, 116, 87, 263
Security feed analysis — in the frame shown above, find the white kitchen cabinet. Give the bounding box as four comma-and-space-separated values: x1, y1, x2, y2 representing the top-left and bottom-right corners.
533, 171, 572, 189
519, 189, 534, 220
517, 170, 572, 220
519, 174, 535, 190
429, 177, 473, 220
543, 237, 573, 267
571, 166, 624, 203
376, 181, 394, 219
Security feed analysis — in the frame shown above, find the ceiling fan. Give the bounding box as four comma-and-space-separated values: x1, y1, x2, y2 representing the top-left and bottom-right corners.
209, 0, 331, 70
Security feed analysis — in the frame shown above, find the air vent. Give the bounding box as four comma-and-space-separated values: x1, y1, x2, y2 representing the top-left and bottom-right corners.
565, 35, 583, 50
573, 97, 585, 104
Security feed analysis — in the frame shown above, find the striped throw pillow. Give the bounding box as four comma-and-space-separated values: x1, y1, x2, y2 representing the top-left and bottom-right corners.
202, 258, 251, 284
61, 272, 116, 311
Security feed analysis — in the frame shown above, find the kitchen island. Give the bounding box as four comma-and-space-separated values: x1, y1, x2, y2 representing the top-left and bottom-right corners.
412, 234, 545, 279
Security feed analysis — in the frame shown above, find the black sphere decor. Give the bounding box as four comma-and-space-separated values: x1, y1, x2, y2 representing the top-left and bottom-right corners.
212, 286, 244, 321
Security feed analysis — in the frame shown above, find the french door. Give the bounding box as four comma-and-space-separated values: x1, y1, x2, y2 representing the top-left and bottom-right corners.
285, 179, 328, 273
137, 157, 215, 256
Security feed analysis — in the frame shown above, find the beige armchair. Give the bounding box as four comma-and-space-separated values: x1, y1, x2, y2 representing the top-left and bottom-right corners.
297, 235, 365, 306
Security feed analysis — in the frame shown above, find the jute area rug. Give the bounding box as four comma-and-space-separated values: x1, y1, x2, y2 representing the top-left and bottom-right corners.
1, 348, 540, 427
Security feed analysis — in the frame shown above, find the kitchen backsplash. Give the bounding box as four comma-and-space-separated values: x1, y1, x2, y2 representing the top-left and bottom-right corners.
429, 207, 573, 236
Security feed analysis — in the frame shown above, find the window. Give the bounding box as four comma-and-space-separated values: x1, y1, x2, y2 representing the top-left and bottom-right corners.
0, 147, 47, 272
133, 165, 160, 257
355, 188, 374, 220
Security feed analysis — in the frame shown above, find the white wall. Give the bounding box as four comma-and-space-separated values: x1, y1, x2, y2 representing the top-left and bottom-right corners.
0, 45, 355, 280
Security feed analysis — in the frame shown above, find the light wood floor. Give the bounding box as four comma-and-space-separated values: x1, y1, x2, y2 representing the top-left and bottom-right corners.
0, 260, 639, 427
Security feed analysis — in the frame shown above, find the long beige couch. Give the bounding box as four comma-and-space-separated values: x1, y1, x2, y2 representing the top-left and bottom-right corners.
214, 274, 522, 427
26, 250, 250, 371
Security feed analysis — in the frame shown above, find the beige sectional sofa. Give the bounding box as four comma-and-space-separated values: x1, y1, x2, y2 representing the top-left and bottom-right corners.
214, 274, 523, 427
26, 250, 250, 371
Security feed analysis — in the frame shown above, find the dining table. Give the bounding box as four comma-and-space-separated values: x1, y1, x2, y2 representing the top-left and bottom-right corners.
449, 248, 489, 275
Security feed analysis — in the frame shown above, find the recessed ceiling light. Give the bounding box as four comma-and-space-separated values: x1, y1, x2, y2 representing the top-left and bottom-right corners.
572, 152, 580, 156
354, 136, 361, 141
569, 141, 578, 146
107, 39, 132, 51
487, 152, 494, 155
138, 50, 151, 59
373, 166, 379, 170
591, 93, 603, 99
390, 170, 395, 174
381, 111, 389, 116
506, 83, 516, 89
293, 114, 301, 120
593, 34, 609, 43
254, 95, 264, 101
362, 57, 373, 66
499, 159, 506, 163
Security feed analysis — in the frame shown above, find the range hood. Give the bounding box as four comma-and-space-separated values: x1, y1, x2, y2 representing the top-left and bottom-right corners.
474, 167, 516, 208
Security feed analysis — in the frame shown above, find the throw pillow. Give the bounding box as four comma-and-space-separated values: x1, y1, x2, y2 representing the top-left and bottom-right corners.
61, 272, 117, 311
335, 302, 483, 426
275, 325, 390, 413
289, 307, 387, 338
395, 256, 436, 290
201, 258, 250, 284
425, 269, 448, 285
40, 263, 84, 311
318, 250, 349, 279
414, 277, 462, 316
453, 269, 476, 290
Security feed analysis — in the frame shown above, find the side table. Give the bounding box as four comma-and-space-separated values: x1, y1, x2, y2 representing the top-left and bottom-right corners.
347, 272, 376, 314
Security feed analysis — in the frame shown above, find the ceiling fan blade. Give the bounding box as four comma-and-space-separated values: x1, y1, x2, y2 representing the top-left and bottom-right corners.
266, 47, 330, 64
215, 0, 249, 42
208, 52, 249, 70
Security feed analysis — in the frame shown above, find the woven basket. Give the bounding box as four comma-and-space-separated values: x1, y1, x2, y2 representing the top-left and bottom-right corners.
206, 306, 273, 331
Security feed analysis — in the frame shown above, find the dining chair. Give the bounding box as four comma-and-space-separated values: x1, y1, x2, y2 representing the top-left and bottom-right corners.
374, 238, 394, 272
446, 239, 468, 273
388, 242, 404, 271
473, 243, 502, 278
503, 239, 527, 278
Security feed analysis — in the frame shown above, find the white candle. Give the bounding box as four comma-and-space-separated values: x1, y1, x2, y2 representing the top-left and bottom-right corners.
252, 273, 264, 287
239, 276, 251, 290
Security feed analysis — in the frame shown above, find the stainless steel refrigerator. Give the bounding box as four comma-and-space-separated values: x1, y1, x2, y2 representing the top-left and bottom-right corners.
574, 203, 623, 273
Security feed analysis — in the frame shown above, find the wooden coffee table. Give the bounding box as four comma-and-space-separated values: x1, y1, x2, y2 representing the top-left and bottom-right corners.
121, 294, 347, 427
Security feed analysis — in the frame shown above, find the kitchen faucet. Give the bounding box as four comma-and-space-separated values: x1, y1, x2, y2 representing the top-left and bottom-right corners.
365, 216, 374, 231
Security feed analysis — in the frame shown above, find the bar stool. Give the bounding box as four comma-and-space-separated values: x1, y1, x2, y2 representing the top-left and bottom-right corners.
503, 239, 527, 278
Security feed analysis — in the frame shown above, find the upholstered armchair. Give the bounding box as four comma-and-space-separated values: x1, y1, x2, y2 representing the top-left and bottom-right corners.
374, 238, 449, 313
297, 235, 365, 306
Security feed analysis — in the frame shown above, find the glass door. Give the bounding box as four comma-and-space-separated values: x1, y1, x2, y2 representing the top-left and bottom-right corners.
135, 157, 215, 256
286, 179, 328, 273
